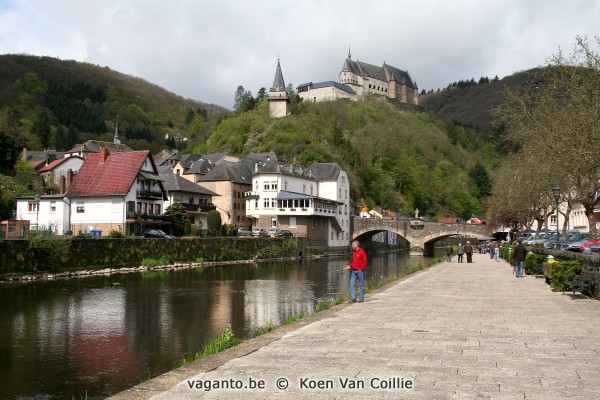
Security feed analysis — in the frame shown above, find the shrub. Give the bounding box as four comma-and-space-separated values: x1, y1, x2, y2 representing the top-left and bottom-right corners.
549, 261, 582, 291
524, 252, 545, 275
141, 255, 171, 267
207, 210, 221, 235
183, 220, 192, 235
107, 230, 125, 238
27, 231, 71, 271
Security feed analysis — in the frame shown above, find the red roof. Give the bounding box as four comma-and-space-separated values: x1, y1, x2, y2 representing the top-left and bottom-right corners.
66, 151, 150, 197
37, 157, 68, 172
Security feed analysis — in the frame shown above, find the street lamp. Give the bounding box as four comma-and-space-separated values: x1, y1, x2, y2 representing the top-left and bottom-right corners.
34, 194, 41, 230
553, 186, 561, 249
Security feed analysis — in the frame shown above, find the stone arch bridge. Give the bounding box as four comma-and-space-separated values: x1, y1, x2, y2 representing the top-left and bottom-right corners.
352, 218, 494, 255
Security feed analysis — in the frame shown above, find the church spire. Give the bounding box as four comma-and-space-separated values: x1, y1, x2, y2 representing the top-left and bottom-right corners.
348, 46, 351, 59
113, 116, 121, 145
271, 59, 286, 92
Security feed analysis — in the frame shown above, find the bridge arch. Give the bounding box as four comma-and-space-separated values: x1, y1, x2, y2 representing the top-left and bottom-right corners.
352, 218, 493, 255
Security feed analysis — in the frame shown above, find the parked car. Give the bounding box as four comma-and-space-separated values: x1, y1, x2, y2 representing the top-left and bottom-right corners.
236, 227, 253, 237
275, 229, 293, 237
267, 228, 293, 237
559, 232, 589, 250
143, 229, 175, 238
252, 228, 269, 237
530, 233, 552, 247
579, 238, 600, 252
583, 243, 600, 253
566, 237, 591, 251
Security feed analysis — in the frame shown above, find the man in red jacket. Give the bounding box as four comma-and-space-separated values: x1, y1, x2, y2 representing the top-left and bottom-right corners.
345, 240, 368, 303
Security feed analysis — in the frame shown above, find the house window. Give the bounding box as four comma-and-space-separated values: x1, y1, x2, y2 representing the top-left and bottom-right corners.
264, 182, 270, 191
28, 202, 39, 213
290, 217, 297, 228
264, 198, 270, 208
345, 190, 348, 199
284, 181, 288, 190
155, 204, 161, 215
76, 202, 85, 213
271, 217, 277, 228
550, 215, 557, 224
271, 181, 278, 190
50, 201, 56, 213
310, 185, 313, 195
136, 202, 142, 213
271, 199, 277, 208
303, 184, 306, 194
339, 189, 342, 198
255, 199, 259, 209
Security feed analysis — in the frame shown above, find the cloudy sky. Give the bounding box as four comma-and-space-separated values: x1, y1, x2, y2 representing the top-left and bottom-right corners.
1, 0, 598, 109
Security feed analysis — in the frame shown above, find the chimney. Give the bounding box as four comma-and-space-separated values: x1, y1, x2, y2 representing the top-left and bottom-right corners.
100, 147, 109, 163
59, 175, 66, 194
66, 169, 73, 191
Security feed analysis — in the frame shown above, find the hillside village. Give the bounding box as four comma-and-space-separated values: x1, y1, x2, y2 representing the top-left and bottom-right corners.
3, 58, 418, 250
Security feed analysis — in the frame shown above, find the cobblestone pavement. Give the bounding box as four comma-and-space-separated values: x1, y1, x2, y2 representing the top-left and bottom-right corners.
111, 253, 600, 400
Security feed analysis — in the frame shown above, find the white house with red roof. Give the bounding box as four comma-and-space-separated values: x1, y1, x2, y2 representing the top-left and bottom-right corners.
66, 148, 167, 236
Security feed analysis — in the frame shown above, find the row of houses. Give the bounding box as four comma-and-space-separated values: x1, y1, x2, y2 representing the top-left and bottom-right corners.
14, 138, 350, 249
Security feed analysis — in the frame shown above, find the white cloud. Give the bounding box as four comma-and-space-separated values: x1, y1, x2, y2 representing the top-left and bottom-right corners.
0, 0, 599, 108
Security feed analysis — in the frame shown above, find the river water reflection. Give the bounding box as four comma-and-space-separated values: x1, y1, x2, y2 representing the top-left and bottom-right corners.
0, 251, 429, 399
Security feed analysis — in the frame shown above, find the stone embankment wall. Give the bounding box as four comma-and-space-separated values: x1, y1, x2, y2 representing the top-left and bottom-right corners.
0, 237, 305, 274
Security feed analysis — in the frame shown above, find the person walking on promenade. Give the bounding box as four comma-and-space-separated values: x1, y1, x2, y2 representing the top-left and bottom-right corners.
464, 241, 473, 263
489, 242, 495, 259
345, 240, 368, 303
446, 244, 453, 262
457, 243, 464, 263
513, 241, 526, 277
494, 243, 500, 262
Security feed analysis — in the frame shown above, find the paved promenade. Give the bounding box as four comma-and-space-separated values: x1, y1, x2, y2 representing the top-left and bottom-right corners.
112, 253, 600, 400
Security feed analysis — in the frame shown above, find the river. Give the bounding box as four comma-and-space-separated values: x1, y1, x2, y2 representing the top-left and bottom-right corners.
0, 251, 432, 399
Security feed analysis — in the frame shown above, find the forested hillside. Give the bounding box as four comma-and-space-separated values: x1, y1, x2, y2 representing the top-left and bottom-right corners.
420, 69, 540, 143
198, 97, 497, 219
0, 54, 511, 221
0, 54, 230, 156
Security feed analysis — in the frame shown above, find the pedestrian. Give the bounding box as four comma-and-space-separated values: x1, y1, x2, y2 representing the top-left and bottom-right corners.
446, 244, 453, 262
489, 242, 495, 259
513, 241, 526, 278
345, 240, 368, 303
457, 243, 464, 263
494, 243, 500, 262
464, 241, 473, 263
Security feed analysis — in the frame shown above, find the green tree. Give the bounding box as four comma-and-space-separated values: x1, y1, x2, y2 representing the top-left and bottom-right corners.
207, 210, 222, 235
469, 162, 492, 199
256, 87, 267, 102
0, 130, 20, 175
492, 36, 600, 239
31, 111, 51, 148
233, 85, 255, 114
164, 203, 188, 236
53, 125, 69, 151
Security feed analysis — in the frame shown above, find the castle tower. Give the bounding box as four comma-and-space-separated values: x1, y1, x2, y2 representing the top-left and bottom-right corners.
268, 59, 289, 118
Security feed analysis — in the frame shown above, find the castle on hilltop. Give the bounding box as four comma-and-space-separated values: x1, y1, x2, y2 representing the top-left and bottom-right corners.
296, 50, 419, 105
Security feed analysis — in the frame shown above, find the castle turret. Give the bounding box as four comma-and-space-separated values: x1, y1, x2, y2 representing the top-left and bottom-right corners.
268, 59, 289, 118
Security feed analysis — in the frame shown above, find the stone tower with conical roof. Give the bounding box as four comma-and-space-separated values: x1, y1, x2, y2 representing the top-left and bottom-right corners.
268, 59, 290, 118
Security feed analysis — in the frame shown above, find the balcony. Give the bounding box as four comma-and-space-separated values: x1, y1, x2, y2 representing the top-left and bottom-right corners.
126, 212, 171, 222
244, 191, 259, 199
136, 189, 164, 200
